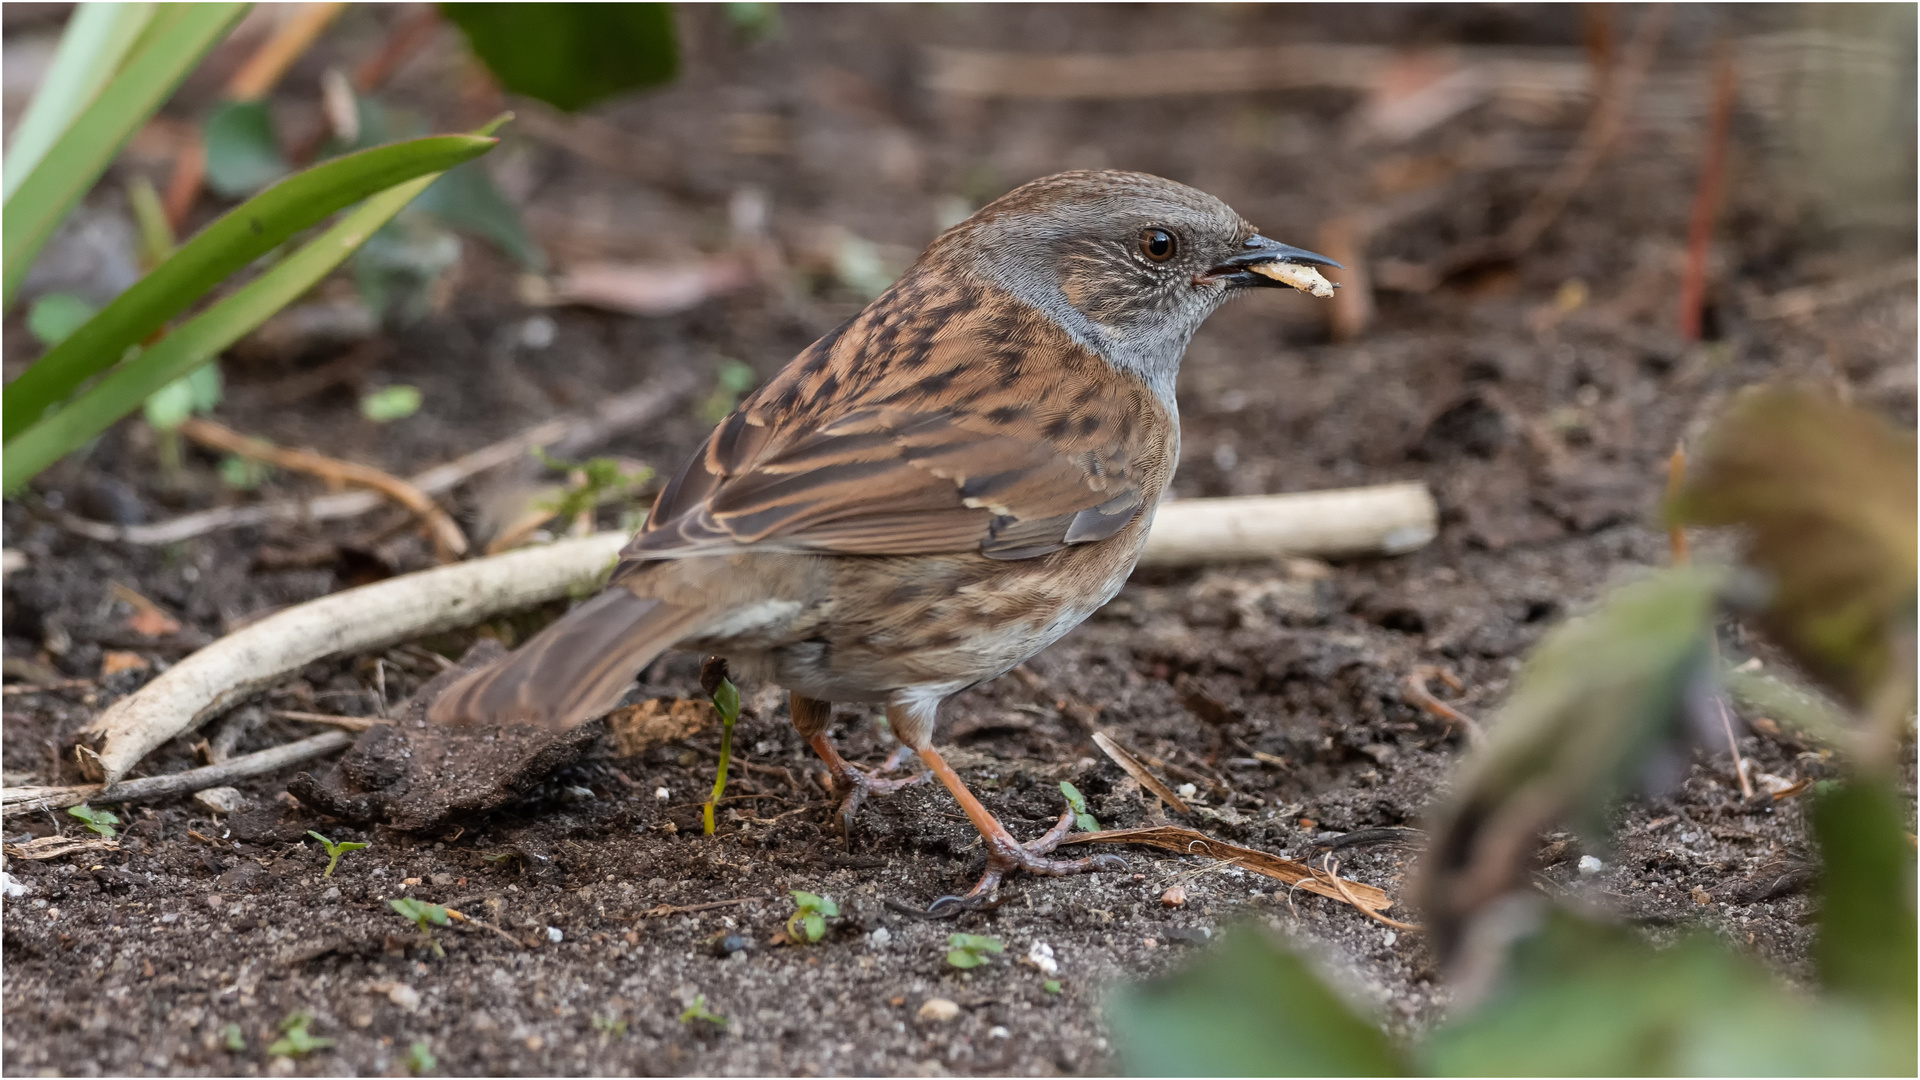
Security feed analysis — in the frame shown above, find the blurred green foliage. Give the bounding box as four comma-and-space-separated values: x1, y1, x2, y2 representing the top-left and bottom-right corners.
441, 3, 678, 112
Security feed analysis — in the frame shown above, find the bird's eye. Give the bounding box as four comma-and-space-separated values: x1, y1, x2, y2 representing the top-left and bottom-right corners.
1139, 228, 1177, 262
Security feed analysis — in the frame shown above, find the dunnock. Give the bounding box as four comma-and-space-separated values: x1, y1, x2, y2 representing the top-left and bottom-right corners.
431, 170, 1336, 907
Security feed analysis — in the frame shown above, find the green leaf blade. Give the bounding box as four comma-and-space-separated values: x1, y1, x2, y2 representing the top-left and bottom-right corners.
2, 2, 248, 309
4, 132, 496, 442
2, 3, 159, 201
442, 3, 678, 113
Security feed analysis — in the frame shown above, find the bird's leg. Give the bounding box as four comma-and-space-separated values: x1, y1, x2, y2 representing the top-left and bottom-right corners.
790, 693, 928, 834
885, 696, 1124, 914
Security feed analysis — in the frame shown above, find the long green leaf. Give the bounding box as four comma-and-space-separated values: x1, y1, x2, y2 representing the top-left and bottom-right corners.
1, 2, 248, 310
4, 172, 447, 491
4, 134, 497, 437
1, 2, 158, 200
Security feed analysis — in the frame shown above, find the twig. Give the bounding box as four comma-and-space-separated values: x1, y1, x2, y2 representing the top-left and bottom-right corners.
1665, 443, 1691, 563
1091, 731, 1192, 813
1314, 855, 1422, 931
638, 896, 772, 919
72, 532, 629, 786
1679, 45, 1737, 341
271, 709, 389, 732
2, 678, 95, 696
1747, 259, 1919, 321
1404, 666, 1487, 747
1059, 825, 1400, 921
178, 417, 469, 560
55, 374, 691, 547
1135, 482, 1437, 567
226, 3, 349, 101
0, 732, 353, 816
444, 908, 528, 949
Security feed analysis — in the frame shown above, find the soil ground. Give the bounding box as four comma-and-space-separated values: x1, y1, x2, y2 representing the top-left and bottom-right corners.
3, 5, 1915, 1076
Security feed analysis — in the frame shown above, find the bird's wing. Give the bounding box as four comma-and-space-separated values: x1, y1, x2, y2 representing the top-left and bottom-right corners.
621, 294, 1171, 564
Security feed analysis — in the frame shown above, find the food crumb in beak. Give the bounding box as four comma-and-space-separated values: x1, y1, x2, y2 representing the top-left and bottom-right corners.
1252, 261, 1335, 297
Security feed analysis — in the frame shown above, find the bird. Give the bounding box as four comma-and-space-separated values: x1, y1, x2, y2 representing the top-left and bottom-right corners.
429, 169, 1338, 909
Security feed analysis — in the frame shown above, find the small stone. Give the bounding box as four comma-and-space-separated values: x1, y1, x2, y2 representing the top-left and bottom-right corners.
430, 873, 454, 887
1383, 930, 1398, 947
524, 1035, 544, 1051
1690, 886, 1712, 906
988, 1025, 1011, 1040
205, 894, 224, 910
1577, 855, 1603, 875
562, 785, 595, 803
321, 887, 340, 901
387, 984, 421, 1011
917, 997, 960, 1023
1, 872, 28, 898
520, 315, 556, 349
1160, 884, 1187, 907
654, 787, 670, 801
1142, 937, 1158, 948
546, 926, 563, 943
193, 787, 245, 815
869, 927, 892, 948
1175, 783, 1198, 799
709, 934, 752, 957
1024, 941, 1057, 976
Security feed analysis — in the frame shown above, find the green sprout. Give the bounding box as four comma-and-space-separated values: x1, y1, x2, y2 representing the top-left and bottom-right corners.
947, 933, 1006, 970
534, 448, 655, 527
404, 1040, 437, 1074
267, 1011, 334, 1058
360, 384, 423, 422
1044, 979, 1063, 995
221, 1023, 246, 1052
679, 994, 728, 1029
591, 1014, 628, 1039
1059, 780, 1101, 832
389, 897, 451, 958
701, 665, 743, 836
699, 359, 758, 424
67, 804, 119, 838
306, 831, 368, 878
786, 890, 839, 944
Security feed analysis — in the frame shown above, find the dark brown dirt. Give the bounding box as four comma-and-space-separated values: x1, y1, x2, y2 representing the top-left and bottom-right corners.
4, 4, 1914, 1077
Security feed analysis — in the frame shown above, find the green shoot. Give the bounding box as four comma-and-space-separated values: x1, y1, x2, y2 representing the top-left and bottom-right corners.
786, 890, 839, 944
360, 384, 423, 422
389, 897, 451, 958
67, 803, 119, 838
1044, 979, 1063, 994
306, 830, 368, 878
218, 454, 272, 491
221, 1023, 246, 1052
678, 994, 727, 1029
26, 293, 96, 347
533, 448, 654, 525
699, 359, 758, 424
267, 1011, 334, 1058
947, 933, 1005, 970
591, 1014, 628, 1039
404, 1040, 437, 1074
701, 671, 742, 836
1060, 780, 1101, 832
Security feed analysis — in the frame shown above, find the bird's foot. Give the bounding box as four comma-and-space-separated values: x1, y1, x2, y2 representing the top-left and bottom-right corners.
925, 807, 1127, 917
810, 737, 929, 835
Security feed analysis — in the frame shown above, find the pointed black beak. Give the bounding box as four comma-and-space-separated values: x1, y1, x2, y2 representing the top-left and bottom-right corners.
1208, 234, 1343, 287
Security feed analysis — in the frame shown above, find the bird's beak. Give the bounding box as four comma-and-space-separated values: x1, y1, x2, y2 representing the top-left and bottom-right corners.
1206, 234, 1343, 288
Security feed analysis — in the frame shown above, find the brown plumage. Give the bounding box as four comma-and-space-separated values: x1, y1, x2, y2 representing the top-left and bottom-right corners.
429, 170, 1337, 907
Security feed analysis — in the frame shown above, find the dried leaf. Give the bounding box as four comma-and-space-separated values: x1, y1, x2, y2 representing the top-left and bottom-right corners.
3, 834, 119, 860
606, 698, 717, 758
1059, 824, 1396, 918
99, 650, 151, 676
549, 259, 752, 316
1672, 387, 1917, 707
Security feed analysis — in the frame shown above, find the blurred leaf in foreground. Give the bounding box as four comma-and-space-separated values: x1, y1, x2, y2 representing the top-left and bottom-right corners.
414, 160, 545, 271
441, 3, 678, 113
1671, 386, 1916, 710
1111, 926, 1407, 1076
1417, 567, 1723, 955
1421, 910, 1913, 1077
26, 292, 98, 347
1810, 778, 1917, 1012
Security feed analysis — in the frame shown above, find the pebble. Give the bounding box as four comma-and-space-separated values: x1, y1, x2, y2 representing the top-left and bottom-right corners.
193, 787, 244, 814
868, 927, 892, 948
1024, 941, 1057, 976
321, 887, 340, 901
916, 997, 960, 1023
1160, 884, 1187, 907
387, 984, 421, 1012
1175, 783, 1198, 799
1, 872, 28, 898
709, 934, 752, 957
520, 315, 557, 349
562, 786, 595, 803
654, 787, 670, 801
988, 1026, 1011, 1040
546, 926, 563, 943
205, 894, 224, 910
1578, 855, 1603, 875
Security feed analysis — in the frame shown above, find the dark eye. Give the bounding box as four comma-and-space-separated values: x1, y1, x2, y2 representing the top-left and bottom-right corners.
1139, 228, 1177, 262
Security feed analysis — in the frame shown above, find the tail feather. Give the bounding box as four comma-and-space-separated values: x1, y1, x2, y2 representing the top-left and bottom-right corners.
428, 588, 700, 729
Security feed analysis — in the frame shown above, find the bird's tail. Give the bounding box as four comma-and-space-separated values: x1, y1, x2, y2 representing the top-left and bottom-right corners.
427, 587, 702, 729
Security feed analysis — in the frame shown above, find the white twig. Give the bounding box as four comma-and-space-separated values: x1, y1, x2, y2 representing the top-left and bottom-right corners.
69, 482, 1435, 785
2, 732, 353, 816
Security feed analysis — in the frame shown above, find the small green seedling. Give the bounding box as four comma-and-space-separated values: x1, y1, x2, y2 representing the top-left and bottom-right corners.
221, 1023, 246, 1052
360, 384, 423, 422
267, 1011, 334, 1058
591, 1014, 628, 1039
306, 831, 368, 878
1043, 979, 1063, 995
786, 890, 839, 944
947, 933, 1006, 970
67, 804, 119, 838
389, 897, 451, 958
404, 1040, 437, 1074
1059, 780, 1101, 832
679, 994, 728, 1029
701, 666, 743, 836
534, 447, 655, 526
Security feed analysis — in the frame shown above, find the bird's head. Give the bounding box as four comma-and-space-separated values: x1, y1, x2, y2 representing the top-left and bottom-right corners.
930, 169, 1339, 398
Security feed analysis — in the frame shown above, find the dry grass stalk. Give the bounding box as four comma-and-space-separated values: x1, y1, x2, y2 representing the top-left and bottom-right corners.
1091, 731, 1192, 814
